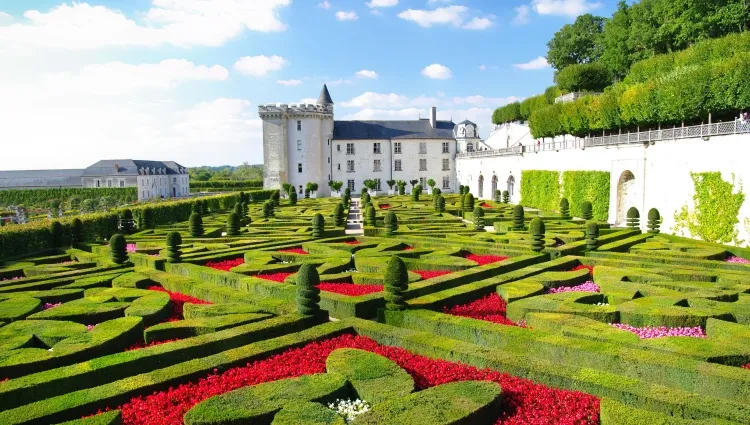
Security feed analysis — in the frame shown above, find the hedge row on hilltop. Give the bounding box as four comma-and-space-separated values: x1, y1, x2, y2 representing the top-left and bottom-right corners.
0, 188, 137, 208
190, 180, 263, 189
520, 170, 609, 220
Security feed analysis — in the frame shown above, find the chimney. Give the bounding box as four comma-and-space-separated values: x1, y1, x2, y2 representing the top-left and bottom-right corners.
430, 106, 437, 129
113, 164, 119, 174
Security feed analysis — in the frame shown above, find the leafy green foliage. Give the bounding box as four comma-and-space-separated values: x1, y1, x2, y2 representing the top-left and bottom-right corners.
189, 213, 204, 237
296, 264, 321, 315
384, 256, 408, 311
529, 217, 546, 252
166, 231, 182, 263
109, 234, 127, 264
647, 208, 661, 234
436, 195, 445, 214
386, 180, 396, 190
226, 213, 240, 236
502, 190, 509, 203
140, 207, 154, 229
70, 218, 83, 245
520, 94, 551, 121
49, 221, 63, 247
492, 101, 522, 124
0, 188, 137, 209
562, 171, 610, 220
263, 201, 274, 218
581, 201, 594, 220
119, 209, 135, 234
325, 348, 415, 405
333, 203, 344, 226
365, 206, 376, 226
271, 190, 280, 207
520, 171, 560, 212
554, 62, 611, 93
546, 14, 605, 71
289, 190, 297, 206
192, 202, 202, 215
311, 213, 325, 238
463, 193, 474, 212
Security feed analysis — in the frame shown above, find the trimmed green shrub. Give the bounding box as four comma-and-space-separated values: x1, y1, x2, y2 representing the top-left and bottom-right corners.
529, 217, 546, 252
166, 231, 182, 263
502, 190, 509, 204
459, 193, 465, 211
559, 198, 571, 219
398, 183, 405, 196
562, 171, 610, 221
119, 209, 134, 234
233, 203, 242, 218
473, 207, 485, 231
513, 205, 525, 230
586, 221, 599, 251
384, 212, 398, 236
289, 190, 297, 205
332, 204, 344, 226
492, 101, 522, 124
342, 193, 351, 208
325, 348, 414, 405
71, 218, 84, 245
436, 195, 445, 214
189, 213, 204, 237
520, 170, 560, 211
271, 402, 345, 425
626, 207, 640, 229
263, 201, 274, 218
365, 206, 376, 226
344, 187, 351, 197
141, 207, 154, 229
305, 189, 311, 199
362, 192, 371, 204
192, 202, 202, 215
384, 256, 408, 311
411, 187, 420, 201
494, 190, 501, 202
109, 234, 128, 264
271, 190, 280, 207
647, 208, 661, 234
311, 213, 324, 238
226, 213, 240, 236
432, 188, 441, 197
296, 263, 321, 315
241, 202, 249, 222
49, 221, 63, 247
239, 191, 247, 204
554, 62, 611, 93
581, 201, 593, 220
201, 199, 209, 215
464, 193, 475, 212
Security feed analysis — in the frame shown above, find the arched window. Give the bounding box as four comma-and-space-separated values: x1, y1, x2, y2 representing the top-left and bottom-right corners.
467, 143, 474, 152
491, 175, 498, 198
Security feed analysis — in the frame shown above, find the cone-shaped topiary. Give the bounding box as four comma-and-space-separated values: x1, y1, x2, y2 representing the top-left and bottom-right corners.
494, 190, 501, 202
384, 256, 408, 311
626, 207, 640, 229
233, 203, 242, 217
411, 187, 419, 201
272, 190, 280, 207
502, 190, 509, 203
464, 193, 474, 212
366, 205, 375, 226
342, 193, 351, 208
226, 213, 240, 236
189, 213, 204, 237
647, 208, 661, 234
559, 198, 571, 220
192, 202, 202, 215
333, 203, 343, 226
362, 192, 371, 204
398, 184, 405, 195
344, 187, 351, 197
49, 221, 63, 247
289, 190, 298, 205
109, 234, 128, 264
239, 191, 247, 204
119, 209, 135, 234
311, 213, 324, 238
459, 193, 465, 211
141, 207, 154, 229
529, 217, 546, 252
581, 201, 593, 220
296, 263, 321, 315
241, 202, 249, 223
201, 199, 209, 215
473, 207, 485, 231
166, 231, 182, 263
512, 205, 525, 230
71, 218, 84, 246
384, 211, 398, 236
263, 201, 274, 218
585, 221, 599, 251
436, 195, 445, 214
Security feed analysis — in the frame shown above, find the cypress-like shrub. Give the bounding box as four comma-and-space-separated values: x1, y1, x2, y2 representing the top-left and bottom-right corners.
472, 207, 485, 231
192, 202, 202, 215
289, 190, 298, 205
384, 212, 398, 236
581, 201, 593, 220
411, 187, 419, 201
141, 207, 154, 229
166, 231, 182, 263
494, 190, 501, 202
459, 193, 465, 211
365, 205, 375, 226
119, 209, 135, 234
338, 202, 347, 223
201, 199, 209, 215
647, 208, 661, 234
296, 263, 321, 315
233, 203, 242, 217
49, 221, 63, 247
502, 190, 510, 203
432, 188, 441, 197
333, 204, 344, 226
560, 198, 571, 219
344, 187, 351, 197
586, 221, 599, 251
529, 217, 546, 252
626, 207, 640, 229
398, 184, 405, 196
436, 195, 445, 213
512, 205, 525, 230
262, 201, 274, 218
271, 190, 280, 207
189, 213, 204, 237
361, 187, 368, 197
71, 218, 83, 246
109, 234, 128, 264
241, 202, 249, 222
304, 189, 310, 199
464, 193, 475, 212
311, 213, 324, 238
342, 194, 351, 208
384, 256, 408, 311
239, 191, 247, 204
362, 192, 371, 204
226, 213, 240, 236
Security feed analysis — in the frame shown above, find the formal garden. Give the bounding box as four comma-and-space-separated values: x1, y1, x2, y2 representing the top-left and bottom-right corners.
0, 188, 748, 425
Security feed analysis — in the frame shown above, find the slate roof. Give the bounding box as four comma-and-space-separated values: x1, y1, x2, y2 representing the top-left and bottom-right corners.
333, 119, 456, 140
82, 160, 186, 176
317, 84, 334, 105
0, 169, 84, 188
458, 119, 477, 126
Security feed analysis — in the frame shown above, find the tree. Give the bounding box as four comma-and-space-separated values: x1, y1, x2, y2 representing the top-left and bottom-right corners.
560, 198, 571, 220
226, 213, 240, 236
296, 264, 321, 315
546, 13, 606, 71
601, 1, 633, 79
529, 217, 546, 252
289, 190, 298, 205
282, 183, 293, 196
109, 234, 128, 264
190, 213, 204, 237
436, 195, 446, 214
384, 256, 408, 311
271, 190, 281, 207
513, 205, 525, 230
472, 207, 485, 231
166, 231, 182, 263
363, 179, 378, 192
427, 179, 436, 193
386, 180, 396, 191
554, 62, 611, 93
68, 197, 81, 210
311, 213, 324, 238
141, 207, 154, 229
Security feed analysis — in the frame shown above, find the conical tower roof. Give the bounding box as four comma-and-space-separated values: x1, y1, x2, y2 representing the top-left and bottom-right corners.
317, 84, 334, 105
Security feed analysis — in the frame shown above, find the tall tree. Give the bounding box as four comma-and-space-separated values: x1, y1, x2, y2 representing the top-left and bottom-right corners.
601, 1, 633, 79
546, 14, 606, 71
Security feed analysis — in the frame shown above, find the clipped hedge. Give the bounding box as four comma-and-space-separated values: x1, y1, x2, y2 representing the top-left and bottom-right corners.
520, 171, 560, 212
0, 188, 137, 208
561, 171, 610, 220
190, 180, 263, 189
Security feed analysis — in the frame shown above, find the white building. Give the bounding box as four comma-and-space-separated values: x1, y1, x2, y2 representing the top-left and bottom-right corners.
259, 85, 480, 196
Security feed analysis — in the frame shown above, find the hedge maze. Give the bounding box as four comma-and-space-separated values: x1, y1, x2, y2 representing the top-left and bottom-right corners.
0, 193, 749, 425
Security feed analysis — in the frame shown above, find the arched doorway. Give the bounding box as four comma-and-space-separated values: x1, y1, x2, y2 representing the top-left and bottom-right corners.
478, 175, 484, 199
616, 170, 636, 225
506, 173, 515, 202
491, 174, 498, 200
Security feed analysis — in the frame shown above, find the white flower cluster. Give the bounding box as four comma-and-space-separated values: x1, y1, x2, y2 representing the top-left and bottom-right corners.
596, 302, 609, 306
328, 398, 370, 423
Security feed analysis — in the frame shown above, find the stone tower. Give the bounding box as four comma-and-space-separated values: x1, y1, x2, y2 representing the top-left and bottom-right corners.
454, 120, 480, 153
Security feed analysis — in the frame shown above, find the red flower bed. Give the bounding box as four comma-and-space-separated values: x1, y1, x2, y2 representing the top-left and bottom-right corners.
379, 204, 391, 209
444, 293, 517, 327
401, 246, 414, 251
465, 253, 509, 266
278, 248, 309, 255
344, 240, 361, 245
106, 334, 598, 425
742, 363, 750, 370
572, 264, 594, 275
412, 270, 453, 280
147, 286, 212, 321
317, 283, 383, 296
255, 272, 293, 283
125, 339, 181, 352
204, 258, 244, 271
481, 202, 492, 208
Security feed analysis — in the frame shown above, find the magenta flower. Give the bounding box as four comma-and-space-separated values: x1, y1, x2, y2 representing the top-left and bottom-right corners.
610, 323, 706, 339
726, 256, 750, 264
43, 302, 62, 310
548, 281, 600, 294
126, 244, 137, 253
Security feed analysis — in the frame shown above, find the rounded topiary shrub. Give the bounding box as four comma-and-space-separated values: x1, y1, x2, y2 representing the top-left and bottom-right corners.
233, 203, 242, 217
289, 190, 298, 205
119, 209, 135, 234
71, 218, 84, 246
411, 187, 420, 201
529, 217, 546, 252
333, 203, 344, 226
344, 187, 351, 197
512, 205, 525, 230
109, 234, 128, 264
226, 212, 240, 236
366, 205, 376, 226
459, 193, 466, 211
398, 184, 405, 196
585, 221, 599, 251
494, 190, 501, 202
241, 202, 249, 221
311, 213, 324, 238
141, 207, 154, 229
559, 198, 571, 220
581, 201, 593, 220
384, 256, 408, 311
384, 211, 398, 236
626, 207, 640, 229
436, 195, 446, 214
464, 193, 474, 212
473, 207, 485, 231
166, 231, 182, 263
502, 190, 510, 203
263, 201, 274, 218
432, 188, 441, 197
296, 263, 321, 315
192, 202, 202, 215
647, 208, 661, 234
189, 213, 204, 237
362, 192, 371, 204
272, 190, 280, 207
49, 221, 63, 247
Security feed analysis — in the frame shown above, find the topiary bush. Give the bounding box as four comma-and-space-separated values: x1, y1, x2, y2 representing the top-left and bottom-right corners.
411, 186, 420, 201
49, 221, 63, 247
432, 188, 441, 197
71, 218, 83, 246
473, 207, 485, 231
296, 263, 321, 315
464, 193, 474, 212
384, 211, 398, 236
365, 205, 375, 226
233, 203, 242, 217
560, 198, 571, 220
289, 190, 297, 206
586, 221, 599, 251
189, 213, 204, 237
342, 193, 351, 208
263, 201, 274, 218
166, 231, 182, 263
494, 190, 501, 202
141, 207, 154, 229
512, 205, 525, 230
459, 193, 465, 211
304, 189, 310, 199
333, 203, 344, 226
436, 195, 446, 214
241, 202, 249, 222
119, 209, 135, 234
384, 256, 408, 311
647, 208, 661, 234
201, 199, 209, 215
109, 234, 128, 264
529, 217, 546, 252
626, 207, 640, 229
398, 183, 405, 196
502, 190, 510, 203
581, 201, 593, 220
192, 202, 202, 215
344, 187, 351, 197
226, 213, 240, 236
362, 192, 371, 204
271, 190, 280, 207
311, 213, 324, 238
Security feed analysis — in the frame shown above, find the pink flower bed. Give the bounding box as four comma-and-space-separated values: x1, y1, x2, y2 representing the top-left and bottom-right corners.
726, 256, 750, 264
255, 272, 293, 283
278, 248, 309, 255
548, 281, 601, 294
204, 258, 244, 271
317, 283, 383, 296
0, 276, 23, 282
465, 253, 508, 266
126, 244, 137, 253
43, 302, 62, 310
412, 270, 453, 280
444, 293, 518, 327
610, 324, 706, 339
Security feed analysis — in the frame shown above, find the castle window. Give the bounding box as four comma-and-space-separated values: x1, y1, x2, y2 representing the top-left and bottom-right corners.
394, 159, 402, 171
419, 159, 427, 171
419, 142, 427, 154
298, 163, 303, 173
373, 142, 381, 154
297, 140, 302, 151
394, 142, 401, 154
442, 176, 450, 189
337, 144, 341, 152
297, 121, 302, 131
346, 160, 355, 172
346, 143, 355, 155
96, 180, 100, 188
119, 180, 125, 188
442, 142, 449, 154
442, 158, 450, 171
373, 159, 381, 172
107, 180, 112, 188
467, 143, 474, 152
376, 179, 382, 191
338, 163, 341, 171
347, 179, 355, 192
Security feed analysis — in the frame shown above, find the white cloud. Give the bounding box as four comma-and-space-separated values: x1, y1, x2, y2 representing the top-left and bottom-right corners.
479, 64, 487, 71
277, 79, 303, 86
0, 11, 12, 24
513, 4, 531, 24
532, 0, 602, 17
340, 92, 439, 109
462, 17, 493, 30
327, 78, 353, 86
370, 10, 383, 16
335, 11, 358, 21
355, 70, 379, 79
421, 64, 452, 79
366, 0, 398, 7
398, 6, 467, 27
0, 1, 291, 50
451, 95, 521, 108
317, 1, 331, 9
427, 0, 453, 3
513, 56, 550, 70
298, 98, 318, 104
234, 55, 287, 77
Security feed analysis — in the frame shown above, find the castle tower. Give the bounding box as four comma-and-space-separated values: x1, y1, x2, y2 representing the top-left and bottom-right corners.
455, 120, 480, 153
259, 84, 334, 195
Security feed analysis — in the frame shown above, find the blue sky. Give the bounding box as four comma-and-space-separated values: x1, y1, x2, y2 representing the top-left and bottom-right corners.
0, 0, 616, 170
